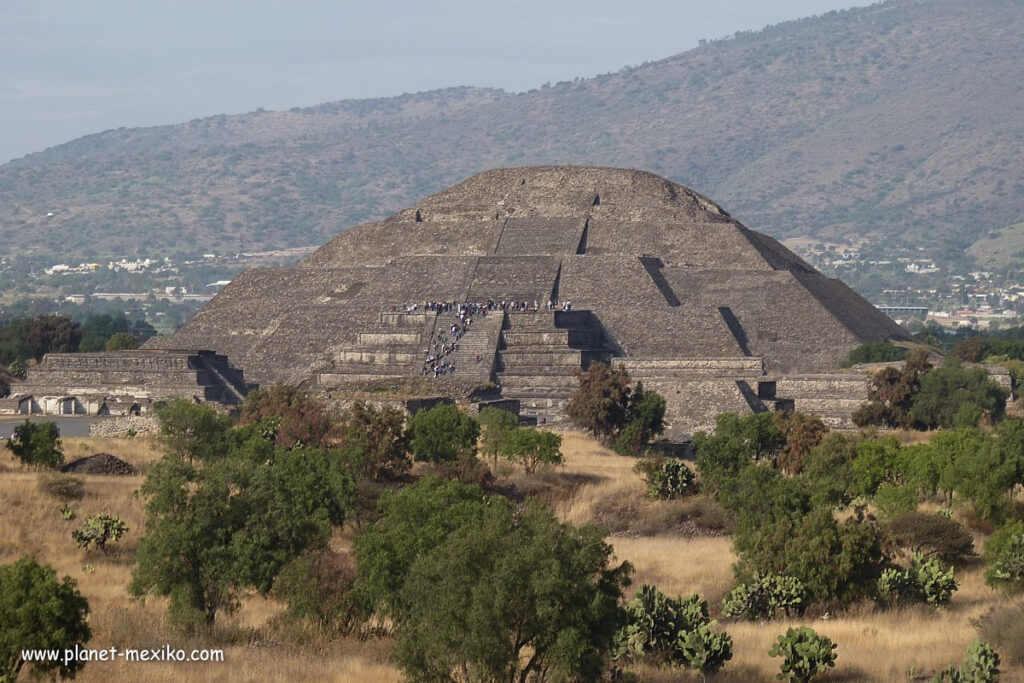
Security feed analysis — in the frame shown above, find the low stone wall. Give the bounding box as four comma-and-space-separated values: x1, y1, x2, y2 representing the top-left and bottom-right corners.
89, 416, 160, 438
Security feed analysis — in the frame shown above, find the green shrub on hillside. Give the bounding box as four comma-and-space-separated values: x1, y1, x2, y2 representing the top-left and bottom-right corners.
840, 342, 906, 367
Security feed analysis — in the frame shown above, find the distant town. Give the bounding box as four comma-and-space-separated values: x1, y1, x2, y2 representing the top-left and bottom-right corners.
2, 239, 1021, 336
787, 239, 1023, 332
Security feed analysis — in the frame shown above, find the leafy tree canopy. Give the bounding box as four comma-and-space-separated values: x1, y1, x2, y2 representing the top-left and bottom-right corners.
405, 403, 479, 464
336, 400, 410, 480
393, 501, 631, 683
353, 476, 493, 616
131, 438, 354, 631
477, 406, 518, 463
499, 427, 563, 473
155, 400, 232, 463
0, 555, 91, 682
565, 362, 632, 443
840, 341, 907, 367
238, 384, 337, 449
5, 419, 63, 468
908, 360, 1008, 429
693, 412, 784, 496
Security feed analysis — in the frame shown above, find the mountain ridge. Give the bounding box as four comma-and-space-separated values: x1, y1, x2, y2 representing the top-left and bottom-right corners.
1, 0, 1020, 264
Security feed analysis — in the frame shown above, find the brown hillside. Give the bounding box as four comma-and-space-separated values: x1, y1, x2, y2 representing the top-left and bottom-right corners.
0, 0, 1020, 265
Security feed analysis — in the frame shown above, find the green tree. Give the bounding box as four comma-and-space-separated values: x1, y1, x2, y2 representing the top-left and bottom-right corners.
103, 332, 138, 351
887, 512, 975, 566
983, 520, 1024, 592
849, 437, 903, 497
933, 427, 1023, 521
353, 477, 493, 616
392, 501, 632, 682
20, 314, 82, 359
0, 556, 91, 683
7, 358, 26, 379
405, 403, 479, 464
909, 361, 1008, 429
131, 441, 353, 631
840, 341, 906, 367
799, 433, 858, 508
612, 383, 667, 457
271, 549, 360, 635
5, 419, 63, 468
774, 411, 829, 475
853, 349, 931, 428
238, 384, 336, 449
156, 400, 232, 463
0, 320, 31, 366
735, 505, 886, 605
565, 362, 632, 443
477, 406, 518, 465
499, 427, 563, 473
337, 400, 410, 480
693, 412, 784, 496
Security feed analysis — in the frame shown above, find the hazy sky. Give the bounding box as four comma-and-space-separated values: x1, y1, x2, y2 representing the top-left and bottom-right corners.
1, 0, 877, 164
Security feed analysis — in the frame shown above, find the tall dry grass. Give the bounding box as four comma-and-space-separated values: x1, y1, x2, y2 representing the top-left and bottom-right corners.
3, 429, 1019, 681
1, 437, 402, 682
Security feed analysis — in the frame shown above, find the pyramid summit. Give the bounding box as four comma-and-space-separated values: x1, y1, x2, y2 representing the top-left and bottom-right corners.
140, 165, 908, 435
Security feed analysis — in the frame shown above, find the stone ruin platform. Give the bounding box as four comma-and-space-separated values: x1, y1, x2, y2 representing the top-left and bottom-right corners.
125, 165, 912, 435
6, 349, 252, 416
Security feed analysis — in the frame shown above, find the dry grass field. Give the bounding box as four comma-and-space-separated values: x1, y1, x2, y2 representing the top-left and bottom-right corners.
1, 429, 1019, 681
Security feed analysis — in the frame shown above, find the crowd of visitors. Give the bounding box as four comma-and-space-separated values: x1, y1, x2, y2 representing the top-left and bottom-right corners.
396, 299, 576, 377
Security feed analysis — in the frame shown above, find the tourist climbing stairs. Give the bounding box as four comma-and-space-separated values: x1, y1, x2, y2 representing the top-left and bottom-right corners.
444, 312, 503, 384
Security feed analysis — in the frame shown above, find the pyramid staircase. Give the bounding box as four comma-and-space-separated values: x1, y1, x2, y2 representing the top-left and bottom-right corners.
443, 312, 503, 384
318, 311, 437, 386
495, 310, 613, 419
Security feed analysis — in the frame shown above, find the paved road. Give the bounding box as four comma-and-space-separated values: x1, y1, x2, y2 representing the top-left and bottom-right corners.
0, 416, 103, 439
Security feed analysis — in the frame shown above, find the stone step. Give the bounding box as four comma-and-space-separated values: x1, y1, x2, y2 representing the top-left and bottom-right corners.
498, 375, 579, 392
380, 312, 431, 327
356, 332, 420, 346
791, 397, 864, 413
334, 350, 418, 365
431, 310, 503, 384
502, 329, 602, 346
497, 365, 582, 377
318, 371, 408, 385
499, 350, 582, 365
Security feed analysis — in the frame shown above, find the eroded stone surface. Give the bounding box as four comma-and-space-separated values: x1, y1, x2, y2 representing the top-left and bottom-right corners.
139, 166, 910, 435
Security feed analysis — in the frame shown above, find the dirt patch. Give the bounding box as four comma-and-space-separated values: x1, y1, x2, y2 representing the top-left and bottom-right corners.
61, 453, 139, 476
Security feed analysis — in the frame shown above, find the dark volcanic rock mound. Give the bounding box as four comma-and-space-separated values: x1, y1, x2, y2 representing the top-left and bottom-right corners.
61, 453, 139, 476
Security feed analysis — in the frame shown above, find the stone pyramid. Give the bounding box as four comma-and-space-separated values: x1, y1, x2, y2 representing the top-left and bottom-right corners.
152, 166, 909, 434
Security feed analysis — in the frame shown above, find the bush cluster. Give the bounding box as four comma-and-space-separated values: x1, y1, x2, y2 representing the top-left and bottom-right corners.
635, 457, 696, 500
768, 626, 837, 682
614, 585, 732, 676
853, 351, 1008, 430
877, 553, 957, 608
721, 573, 806, 621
